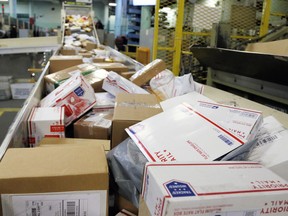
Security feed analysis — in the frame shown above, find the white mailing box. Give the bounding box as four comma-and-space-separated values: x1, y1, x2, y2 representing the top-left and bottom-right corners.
28, 107, 65, 147
142, 161, 288, 216
102, 71, 149, 96
126, 103, 244, 162
40, 73, 96, 126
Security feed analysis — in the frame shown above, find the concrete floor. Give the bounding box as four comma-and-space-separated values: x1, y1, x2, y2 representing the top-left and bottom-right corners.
0, 99, 25, 144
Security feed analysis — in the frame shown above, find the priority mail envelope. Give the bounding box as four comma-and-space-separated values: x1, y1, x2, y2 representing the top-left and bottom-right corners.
126, 103, 244, 162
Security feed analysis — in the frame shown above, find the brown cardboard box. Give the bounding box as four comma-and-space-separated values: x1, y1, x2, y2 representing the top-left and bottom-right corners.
79, 52, 93, 58
45, 64, 108, 93
74, 108, 114, 140
138, 195, 150, 216
49, 56, 83, 73
92, 57, 106, 63
93, 63, 128, 74
82, 41, 98, 51
60, 49, 77, 55
130, 59, 166, 86
120, 71, 136, 79
38, 137, 111, 152
245, 39, 288, 56
115, 194, 138, 215
111, 93, 162, 148
0, 144, 109, 215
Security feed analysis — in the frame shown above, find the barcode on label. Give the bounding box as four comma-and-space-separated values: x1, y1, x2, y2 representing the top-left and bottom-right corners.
245, 211, 257, 216
31, 208, 37, 216
67, 201, 76, 216
218, 134, 233, 146
258, 134, 279, 145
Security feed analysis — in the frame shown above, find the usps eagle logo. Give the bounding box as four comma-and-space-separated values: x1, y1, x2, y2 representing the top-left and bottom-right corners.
165, 180, 196, 197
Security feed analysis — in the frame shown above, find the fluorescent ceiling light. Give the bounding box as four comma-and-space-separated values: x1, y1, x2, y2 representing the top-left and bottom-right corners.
0, 0, 8, 2
109, 3, 117, 6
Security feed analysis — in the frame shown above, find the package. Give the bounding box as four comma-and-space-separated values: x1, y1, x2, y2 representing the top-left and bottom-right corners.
45, 63, 96, 92
82, 41, 98, 51
59, 49, 77, 55
28, 107, 65, 147
10, 82, 35, 99
0, 144, 108, 216
79, 52, 93, 58
121, 71, 136, 79
130, 59, 166, 86
126, 103, 245, 162
40, 73, 96, 126
246, 116, 288, 180
102, 72, 149, 97
39, 137, 111, 152
93, 92, 115, 109
140, 161, 288, 216
194, 101, 263, 143
49, 56, 83, 73
112, 93, 162, 148
116, 209, 137, 216
74, 108, 113, 140
160, 91, 215, 111
150, 70, 204, 101
93, 62, 128, 73
92, 57, 105, 63
0, 76, 13, 100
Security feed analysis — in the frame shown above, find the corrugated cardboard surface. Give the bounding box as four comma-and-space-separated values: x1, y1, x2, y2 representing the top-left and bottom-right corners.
0, 145, 108, 194
38, 137, 111, 152
60, 49, 76, 55
93, 63, 128, 73
111, 93, 162, 148
74, 109, 113, 140
130, 59, 166, 86
245, 39, 288, 56
49, 56, 83, 73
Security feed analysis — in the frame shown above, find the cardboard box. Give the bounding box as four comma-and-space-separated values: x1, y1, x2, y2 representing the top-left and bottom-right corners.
116, 209, 137, 216
45, 64, 108, 93
74, 108, 113, 140
121, 71, 136, 79
60, 49, 77, 55
38, 137, 111, 152
79, 52, 93, 58
103, 72, 149, 97
245, 39, 288, 56
28, 107, 65, 147
40, 73, 96, 126
92, 57, 105, 63
126, 103, 245, 162
115, 195, 138, 216
10, 82, 35, 99
82, 41, 98, 51
93, 62, 128, 73
130, 59, 166, 86
49, 56, 83, 73
0, 144, 108, 216
45, 63, 97, 92
140, 161, 288, 216
112, 93, 162, 148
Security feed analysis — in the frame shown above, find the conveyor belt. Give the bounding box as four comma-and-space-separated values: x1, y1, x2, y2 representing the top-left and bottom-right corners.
191, 47, 288, 86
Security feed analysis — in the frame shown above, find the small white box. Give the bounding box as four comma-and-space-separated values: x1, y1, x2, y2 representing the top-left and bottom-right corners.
0, 76, 13, 100
40, 73, 96, 126
28, 107, 65, 147
102, 71, 149, 96
10, 82, 35, 99
141, 161, 288, 216
126, 103, 244, 162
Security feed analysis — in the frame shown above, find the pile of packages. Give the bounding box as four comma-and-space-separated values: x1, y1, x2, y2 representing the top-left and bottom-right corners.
1, 55, 288, 216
